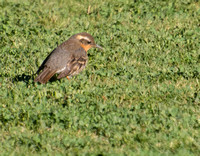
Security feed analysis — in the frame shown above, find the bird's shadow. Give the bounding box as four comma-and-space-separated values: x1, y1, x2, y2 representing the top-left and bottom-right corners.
13, 74, 34, 84
13, 73, 60, 85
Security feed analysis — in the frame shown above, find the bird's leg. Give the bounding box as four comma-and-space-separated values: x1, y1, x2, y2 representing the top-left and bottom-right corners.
66, 76, 70, 80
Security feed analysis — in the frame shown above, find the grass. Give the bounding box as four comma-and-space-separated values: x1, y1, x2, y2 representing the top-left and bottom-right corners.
0, 0, 200, 155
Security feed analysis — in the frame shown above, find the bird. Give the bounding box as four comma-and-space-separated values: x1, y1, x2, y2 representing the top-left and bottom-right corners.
34, 32, 103, 84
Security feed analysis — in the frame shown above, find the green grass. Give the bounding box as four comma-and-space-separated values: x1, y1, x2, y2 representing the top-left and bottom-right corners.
0, 0, 200, 155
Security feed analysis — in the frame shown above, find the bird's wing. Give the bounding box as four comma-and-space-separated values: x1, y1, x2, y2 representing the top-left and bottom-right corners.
57, 48, 88, 79
34, 46, 71, 83
35, 48, 57, 74
34, 66, 57, 84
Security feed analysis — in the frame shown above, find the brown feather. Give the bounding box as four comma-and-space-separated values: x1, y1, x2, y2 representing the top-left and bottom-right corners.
34, 67, 56, 84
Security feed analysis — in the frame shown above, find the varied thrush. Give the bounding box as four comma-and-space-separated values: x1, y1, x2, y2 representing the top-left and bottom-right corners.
34, 32, 102, 84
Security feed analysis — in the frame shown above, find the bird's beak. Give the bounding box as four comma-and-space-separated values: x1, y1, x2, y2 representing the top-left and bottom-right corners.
95, 44, 103, 50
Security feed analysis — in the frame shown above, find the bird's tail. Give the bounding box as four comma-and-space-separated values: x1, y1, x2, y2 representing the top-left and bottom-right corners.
34, 67, 56, 84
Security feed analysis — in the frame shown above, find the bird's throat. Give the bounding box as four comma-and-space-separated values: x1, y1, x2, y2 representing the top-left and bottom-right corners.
80, 44, 91, 52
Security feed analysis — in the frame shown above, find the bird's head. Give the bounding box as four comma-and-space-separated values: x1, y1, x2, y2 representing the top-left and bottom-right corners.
72, 32, 103, 52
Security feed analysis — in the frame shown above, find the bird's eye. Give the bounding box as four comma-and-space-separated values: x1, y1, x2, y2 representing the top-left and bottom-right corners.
80, 39, 91, 45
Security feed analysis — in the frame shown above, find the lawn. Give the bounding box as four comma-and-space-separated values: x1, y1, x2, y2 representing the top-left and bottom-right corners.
0, 0, 200, 155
